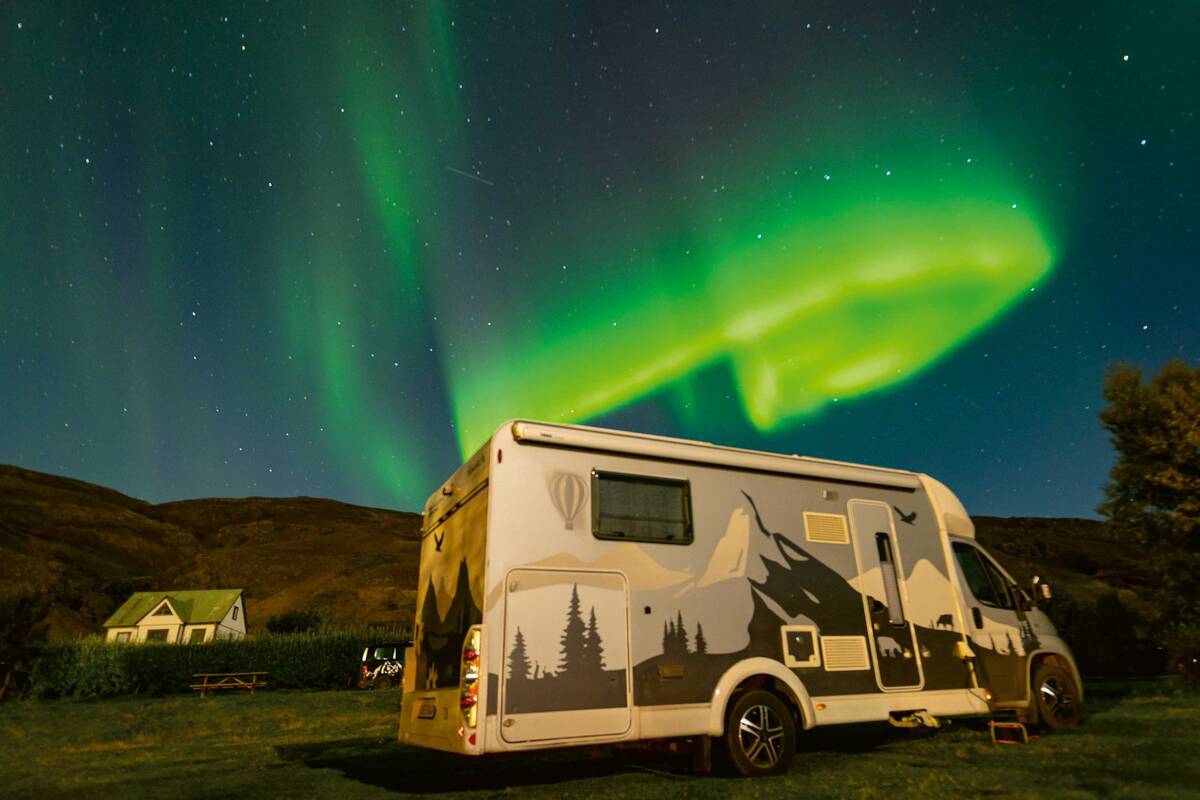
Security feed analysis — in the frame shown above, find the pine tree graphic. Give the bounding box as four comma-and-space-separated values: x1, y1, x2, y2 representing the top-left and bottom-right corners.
676, 611, 690, 655
583, 606, 605, 673
508, 627, 531, 681
559, 584, 587, 676
694, 622, 707, 654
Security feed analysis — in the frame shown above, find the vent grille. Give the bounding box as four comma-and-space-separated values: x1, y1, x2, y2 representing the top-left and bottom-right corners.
821, 636, 871, 671
804, 512, 849, 544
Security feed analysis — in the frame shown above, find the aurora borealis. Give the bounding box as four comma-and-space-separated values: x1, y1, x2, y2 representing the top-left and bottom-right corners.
1, 2, 1197, 516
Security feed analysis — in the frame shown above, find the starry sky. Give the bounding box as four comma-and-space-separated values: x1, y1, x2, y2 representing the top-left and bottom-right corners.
1, 2, 1196, 517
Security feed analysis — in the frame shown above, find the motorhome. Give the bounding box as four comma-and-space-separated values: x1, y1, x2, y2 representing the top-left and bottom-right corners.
399, 421, 1082, 776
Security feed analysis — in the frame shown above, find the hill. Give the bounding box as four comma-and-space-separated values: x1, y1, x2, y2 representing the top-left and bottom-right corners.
0, 466, 421, 639
0, 465, 1148, 644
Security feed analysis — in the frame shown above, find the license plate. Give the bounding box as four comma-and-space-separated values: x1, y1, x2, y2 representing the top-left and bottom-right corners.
417, 701, 437, 720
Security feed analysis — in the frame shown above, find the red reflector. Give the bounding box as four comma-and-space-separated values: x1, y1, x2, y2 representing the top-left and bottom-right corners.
460, 692, 478, 709
463, 648, 479, 662
469, 733, 477, 745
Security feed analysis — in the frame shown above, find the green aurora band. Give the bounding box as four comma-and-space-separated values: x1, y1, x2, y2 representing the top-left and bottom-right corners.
445, 164, 1054, 456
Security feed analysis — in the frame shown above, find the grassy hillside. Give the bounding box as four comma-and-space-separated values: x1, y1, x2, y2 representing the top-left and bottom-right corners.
0, 465, 1150, 647
1, 681, 1196, 798
0, 466, 421, 639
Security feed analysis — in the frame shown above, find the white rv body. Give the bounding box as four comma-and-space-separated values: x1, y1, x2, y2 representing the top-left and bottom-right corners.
399, 421, 1080, 758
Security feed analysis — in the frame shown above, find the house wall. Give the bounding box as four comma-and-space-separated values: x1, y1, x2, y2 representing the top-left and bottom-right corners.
181, 623, 217, 643
136, 602, 184, 643
215, 596, 246, 639
105, 627, 138, 643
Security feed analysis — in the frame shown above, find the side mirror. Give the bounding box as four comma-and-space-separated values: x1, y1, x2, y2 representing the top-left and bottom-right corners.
1032, 575, 1052, 601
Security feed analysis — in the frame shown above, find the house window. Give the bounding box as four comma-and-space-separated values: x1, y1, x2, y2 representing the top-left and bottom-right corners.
153, 604, 172, 616
115, 631, 131, 643
875, 532, 907, 626
592, 471, 693, 544
189, 629, 207, 644
232, 605, 239, 621
145, 629, 169, 642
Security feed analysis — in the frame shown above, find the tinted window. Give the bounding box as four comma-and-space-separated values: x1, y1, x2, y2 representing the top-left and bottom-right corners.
593, 471, 693, 544
189, 629, 207, 644
145, 629, 168, 642
952, 542, 1004, 608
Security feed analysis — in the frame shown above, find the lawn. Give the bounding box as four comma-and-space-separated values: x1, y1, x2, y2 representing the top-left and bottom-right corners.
1, 681, 1197, 799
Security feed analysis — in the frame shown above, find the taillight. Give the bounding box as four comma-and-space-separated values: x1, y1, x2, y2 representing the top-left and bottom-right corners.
360, 665, 369, 677
460, 627, 481, 729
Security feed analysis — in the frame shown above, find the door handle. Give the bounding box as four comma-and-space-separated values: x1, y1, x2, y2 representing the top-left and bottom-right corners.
972, 607, 984, 629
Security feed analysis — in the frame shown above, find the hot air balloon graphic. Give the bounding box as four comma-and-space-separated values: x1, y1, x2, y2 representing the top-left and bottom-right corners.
549, 473, 587, 530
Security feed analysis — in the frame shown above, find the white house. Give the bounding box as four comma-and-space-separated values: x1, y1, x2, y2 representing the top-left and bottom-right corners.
103, 589, 246, 644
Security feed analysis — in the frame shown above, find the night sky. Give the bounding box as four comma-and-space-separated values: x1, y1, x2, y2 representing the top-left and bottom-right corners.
1, 2, 1196, 517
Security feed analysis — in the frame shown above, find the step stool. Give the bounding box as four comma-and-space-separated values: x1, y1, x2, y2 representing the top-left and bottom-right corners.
989, 719, 1034, 745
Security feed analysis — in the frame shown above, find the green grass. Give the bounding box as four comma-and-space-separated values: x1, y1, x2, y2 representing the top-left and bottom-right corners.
1, 681, 1197, 799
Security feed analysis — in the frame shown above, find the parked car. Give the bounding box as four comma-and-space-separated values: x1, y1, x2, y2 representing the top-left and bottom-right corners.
358, 642, 410, 689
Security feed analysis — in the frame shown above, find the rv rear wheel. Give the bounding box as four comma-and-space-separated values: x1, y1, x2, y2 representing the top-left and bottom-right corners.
721, 689, 796, 777
375, 676, 393, 691
1032, 662, 1083, 730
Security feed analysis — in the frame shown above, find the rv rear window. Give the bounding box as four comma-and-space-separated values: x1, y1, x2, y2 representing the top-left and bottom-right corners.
592, 471, 693, 545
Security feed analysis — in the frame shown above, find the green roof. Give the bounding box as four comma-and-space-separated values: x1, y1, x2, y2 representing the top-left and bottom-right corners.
103, 589, 243, 628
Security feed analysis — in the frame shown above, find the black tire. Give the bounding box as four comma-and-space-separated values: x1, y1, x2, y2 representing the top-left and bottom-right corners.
375, 676, 393, 691
1032, 661, 1084, 730
720, 689, 796, 777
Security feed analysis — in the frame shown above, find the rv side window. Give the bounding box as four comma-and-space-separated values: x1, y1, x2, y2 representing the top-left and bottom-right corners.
592, 471, 693, 545
875, 532, 907, 626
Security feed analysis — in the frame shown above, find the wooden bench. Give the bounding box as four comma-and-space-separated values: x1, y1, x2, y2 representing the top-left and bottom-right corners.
190, 672, 269, 698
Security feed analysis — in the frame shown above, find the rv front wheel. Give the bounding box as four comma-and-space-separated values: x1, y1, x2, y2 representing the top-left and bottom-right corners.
1033, 662, 1084, 730
721, 689, 796, 777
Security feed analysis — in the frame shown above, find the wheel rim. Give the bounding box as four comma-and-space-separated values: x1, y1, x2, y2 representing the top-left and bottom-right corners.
1038, 675, 1076, 719
737, 704, 785, 768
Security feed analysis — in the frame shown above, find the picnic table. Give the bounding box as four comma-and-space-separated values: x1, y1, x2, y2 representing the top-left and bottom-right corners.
190, 672, 269, 698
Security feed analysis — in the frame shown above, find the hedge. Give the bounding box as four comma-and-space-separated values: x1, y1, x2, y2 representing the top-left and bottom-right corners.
30, 627, 409, 699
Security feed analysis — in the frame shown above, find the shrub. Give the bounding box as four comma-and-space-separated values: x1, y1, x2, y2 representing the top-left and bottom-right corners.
265, 610, 324, 635
1047, 590, 1164, 677
29, 626, 408, 699
0, 591, 50, 701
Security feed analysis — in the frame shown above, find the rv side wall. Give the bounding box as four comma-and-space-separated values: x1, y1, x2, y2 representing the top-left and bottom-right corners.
479, 424, 985, 753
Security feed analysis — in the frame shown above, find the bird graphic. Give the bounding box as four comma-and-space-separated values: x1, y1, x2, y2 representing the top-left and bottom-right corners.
893, 506, 917, 525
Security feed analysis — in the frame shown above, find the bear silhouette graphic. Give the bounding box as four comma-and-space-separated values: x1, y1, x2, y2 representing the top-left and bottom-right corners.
876, 635, 903, 657
935, 613, 954, 630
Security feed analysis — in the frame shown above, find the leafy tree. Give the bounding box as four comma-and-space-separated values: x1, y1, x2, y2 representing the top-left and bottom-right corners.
265, 610, 323, 635
1099, 359, 1200, 675
0, 592, 49, 701
558, 585, 586, 676
508, 627, 531, 681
